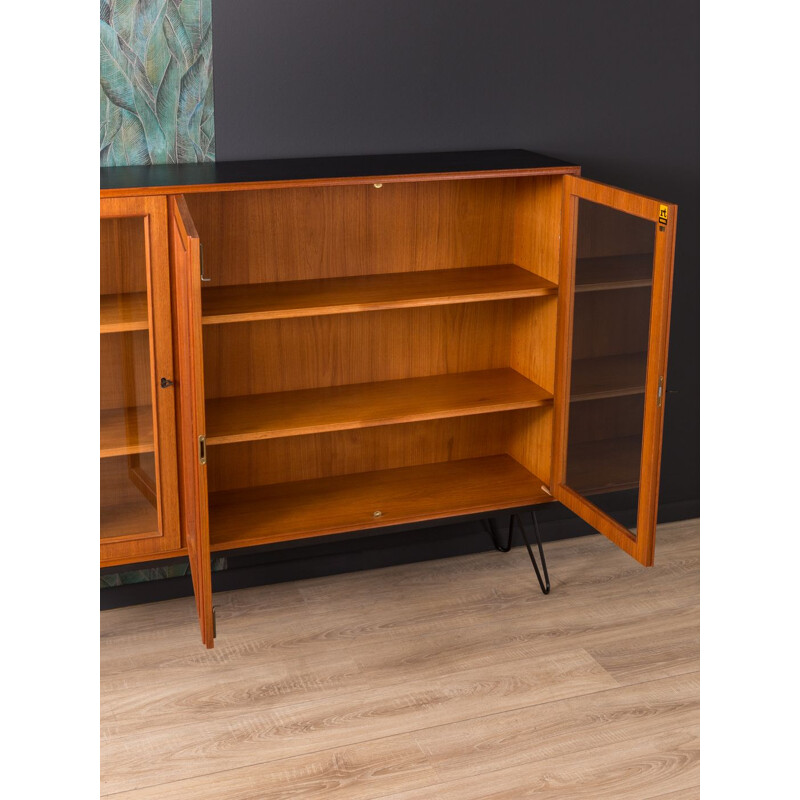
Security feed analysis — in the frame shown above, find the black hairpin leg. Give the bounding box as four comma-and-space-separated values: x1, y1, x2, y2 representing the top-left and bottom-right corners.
486, 511, 550, 594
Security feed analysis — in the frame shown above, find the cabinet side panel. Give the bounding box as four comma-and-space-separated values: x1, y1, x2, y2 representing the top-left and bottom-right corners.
507, 295, 557, 484
512, 176, 563, 285
510, 296, 557, 394
507, 406, 554, 488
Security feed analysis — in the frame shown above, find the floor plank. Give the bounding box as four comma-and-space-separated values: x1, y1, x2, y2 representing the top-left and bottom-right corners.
101, 518, 700, 799
379, 727, 699, 800
101, 648, 617, 794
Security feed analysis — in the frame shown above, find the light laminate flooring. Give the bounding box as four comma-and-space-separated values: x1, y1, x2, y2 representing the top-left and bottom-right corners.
101, 518, 700, 799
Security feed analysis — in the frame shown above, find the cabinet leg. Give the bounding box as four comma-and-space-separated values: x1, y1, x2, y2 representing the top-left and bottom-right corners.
486, 511, 550, 595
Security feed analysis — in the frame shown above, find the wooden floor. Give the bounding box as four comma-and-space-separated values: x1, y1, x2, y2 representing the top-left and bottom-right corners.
101, 518, 700, 799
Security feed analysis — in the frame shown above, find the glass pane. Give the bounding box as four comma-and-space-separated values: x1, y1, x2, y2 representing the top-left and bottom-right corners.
564, 199, 656, 536
100, 216, 159, 540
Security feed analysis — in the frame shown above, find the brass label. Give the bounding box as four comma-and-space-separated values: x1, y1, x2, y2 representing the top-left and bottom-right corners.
658, 204, 669, 226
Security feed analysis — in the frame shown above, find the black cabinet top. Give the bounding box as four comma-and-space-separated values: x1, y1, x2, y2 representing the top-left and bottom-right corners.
101, 149, 577, 192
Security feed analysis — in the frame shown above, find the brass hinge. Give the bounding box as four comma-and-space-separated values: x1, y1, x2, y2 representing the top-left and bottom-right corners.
657, 376, 664, 407
199, 434, 207, 464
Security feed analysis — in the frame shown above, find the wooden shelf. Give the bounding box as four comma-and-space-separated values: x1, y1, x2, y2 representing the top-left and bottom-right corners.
209, 455, 551, 550
567, 436, 641, 496
570, 353, 648, 401
201, 265, 557, 325
100, 406, 154, 457
100, 292, 149, 333
575, 254, 653, 293
206, 369, 552, 445
101, 496, 158, 541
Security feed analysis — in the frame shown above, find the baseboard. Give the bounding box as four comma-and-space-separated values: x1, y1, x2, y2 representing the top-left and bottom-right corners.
100, 497, 699, 610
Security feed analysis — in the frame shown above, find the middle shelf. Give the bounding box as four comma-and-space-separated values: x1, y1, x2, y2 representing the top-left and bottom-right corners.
201, 264, 557, 325
206, 369, 552, 445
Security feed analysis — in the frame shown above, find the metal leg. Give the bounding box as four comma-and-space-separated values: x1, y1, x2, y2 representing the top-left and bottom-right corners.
486, 511, 550, 595
486, 516, 513, 552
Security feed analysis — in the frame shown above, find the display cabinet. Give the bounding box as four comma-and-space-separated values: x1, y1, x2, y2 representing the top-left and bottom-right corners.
100, 150, 677, 647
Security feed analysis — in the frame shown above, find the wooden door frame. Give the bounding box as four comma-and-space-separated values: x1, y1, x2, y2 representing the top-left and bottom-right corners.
169, 194, 214, 647
551, 176, 677, 566
100, 195, 181, 563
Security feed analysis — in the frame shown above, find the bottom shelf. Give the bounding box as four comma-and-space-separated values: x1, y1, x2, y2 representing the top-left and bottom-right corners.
209, 455, 551, 551
566, 436, 642, 496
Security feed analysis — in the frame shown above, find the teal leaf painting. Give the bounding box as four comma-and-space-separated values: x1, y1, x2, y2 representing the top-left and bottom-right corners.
100, 0, 215, 166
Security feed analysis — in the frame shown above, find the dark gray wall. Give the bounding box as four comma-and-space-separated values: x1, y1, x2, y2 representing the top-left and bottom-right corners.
212, 0, 699, 510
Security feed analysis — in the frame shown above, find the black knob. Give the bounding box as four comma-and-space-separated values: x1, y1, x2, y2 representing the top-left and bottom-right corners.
160, 377, 174, 388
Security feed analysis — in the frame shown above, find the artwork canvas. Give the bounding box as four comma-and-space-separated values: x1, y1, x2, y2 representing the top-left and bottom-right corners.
100, 0, 215, 166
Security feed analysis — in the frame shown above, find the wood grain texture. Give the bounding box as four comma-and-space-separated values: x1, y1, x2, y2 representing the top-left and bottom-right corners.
512, 175, 564, 284
204, 411, 540, 492
202, 303, 514, 399
101, 519, 697, 669
205, 369, 551, 445
201, 265, 556, 324
186, 179, 517, 287
100, 216, 147, 295
209, 455, 551, 550
100, 292, 149, 333
169, 195, 215, 648
509, 294, 558, 483
101, 519, 699, 799
100, 406, 153, 457
100, 496, 158, 541
100, 195, 181, 566
551, 176, 677, 566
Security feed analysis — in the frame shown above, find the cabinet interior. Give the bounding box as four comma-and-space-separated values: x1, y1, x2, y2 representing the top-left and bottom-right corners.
182, 176, 564, 548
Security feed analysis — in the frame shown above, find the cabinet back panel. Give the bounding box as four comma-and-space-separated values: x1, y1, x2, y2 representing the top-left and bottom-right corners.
184, 179, 518, 286
202, 303, 513, 399
100, 217, 148, 295
205, 410, 547, 492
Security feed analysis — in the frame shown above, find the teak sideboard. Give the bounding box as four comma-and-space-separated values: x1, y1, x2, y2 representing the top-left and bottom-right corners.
100, 150, 677, 647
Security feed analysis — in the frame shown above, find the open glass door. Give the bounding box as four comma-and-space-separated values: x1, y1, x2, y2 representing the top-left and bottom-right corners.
552, 176, 676, 566
169, 195, 215, 647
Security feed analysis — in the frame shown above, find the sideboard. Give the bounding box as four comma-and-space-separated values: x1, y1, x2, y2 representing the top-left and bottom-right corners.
100, 150, 676, 647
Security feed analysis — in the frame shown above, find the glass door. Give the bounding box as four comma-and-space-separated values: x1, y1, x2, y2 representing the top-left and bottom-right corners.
552, 176, 676, 566
169, 195, 215, 647
100, 196, 180, 563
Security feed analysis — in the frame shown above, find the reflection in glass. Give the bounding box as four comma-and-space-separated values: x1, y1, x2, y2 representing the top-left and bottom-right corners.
565, 200, 656, 535
100, 216, 159, 540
